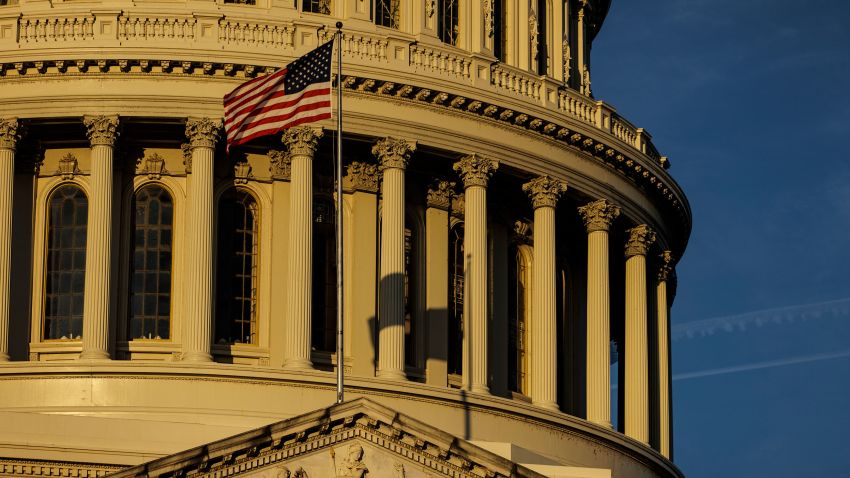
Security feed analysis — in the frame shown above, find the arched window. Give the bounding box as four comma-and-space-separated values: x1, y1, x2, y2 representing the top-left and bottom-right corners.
438, 0, 459, 46
128, 185, 174, 340
215, 189, 259, 345
44, 185, 87, 340
508, 244, 530, 394
447, 222, 464, 375
312, 196, 337, 353
375, 0, 399, 28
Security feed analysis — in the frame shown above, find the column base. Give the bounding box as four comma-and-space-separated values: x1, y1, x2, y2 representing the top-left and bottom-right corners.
589, 418, 613, 429
283, 358, 314, 371
376, 369, 406, 380
534, 400, 560, 412
79, 350, 110, 360
0, 353, 9, 362
182, 351, 213, 363
470, 384, 490, 395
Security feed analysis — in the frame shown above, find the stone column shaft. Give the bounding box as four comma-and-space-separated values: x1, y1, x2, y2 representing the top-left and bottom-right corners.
578, 199, 620, 427
80, 115, 118, 360
454, 154, 498, 394
283, 126, 322, 370
183, 118, 219, 362
0, 118, 19, 361
424, 182, 453, 386
524, 176, 567, 410
624, 224, 656, 443
657, 251, 674, 457
374, 137, 415, 379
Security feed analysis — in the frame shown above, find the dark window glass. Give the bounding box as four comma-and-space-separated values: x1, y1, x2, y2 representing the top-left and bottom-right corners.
404, 224, 415, 367
375, 0, 399, 28
216, 190, 259, 345
493, 0, 506, 61
44, 185, 87, 340
448, 223, 464, 375
128, 186, 173, 340
508, 246, 528, 394
438, 0, 459, 46
303, 0, 330, 14
312, 197, 337, 353
536, 0, 548, 74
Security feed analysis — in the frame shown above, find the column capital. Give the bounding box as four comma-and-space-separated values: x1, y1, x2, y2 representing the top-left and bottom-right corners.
578, 199, 620, 233
453, 154, 498, 188
657, 250, 674, 282
0, 118, 21, 151
426, 180, 456, 210
373, 137, 416, 170
344, 161, 380, 193
625, 224, 656, 257
185, 117, 221, 150
83, 115, 119, 147
282, 126, 323, 157
522, 176, 567, 209
269, 149, 292, 181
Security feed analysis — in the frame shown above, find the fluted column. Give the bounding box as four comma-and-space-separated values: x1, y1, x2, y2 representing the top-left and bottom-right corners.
374, 137, 416, 379
624, 224, 656, 443
453, 154, 498, 394
282, 126, 323, 370
522, 176, 567, 410
0, 119, 20, 362
656, 251, 674, 458
182, 118, 220, 363
79, 116, 119, 360
578, 199, 620, 427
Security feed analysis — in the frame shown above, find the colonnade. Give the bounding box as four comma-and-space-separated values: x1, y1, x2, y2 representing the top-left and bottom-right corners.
0, 117, 676, 457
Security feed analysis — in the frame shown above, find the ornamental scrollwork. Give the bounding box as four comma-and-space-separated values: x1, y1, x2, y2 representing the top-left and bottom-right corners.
577, 199, 620, 233
269, 149, 292, 180
426, 180, 456, 210
453, 154, 498, 188
624, 224, 656, 257
185, 117, 221, 149
522, 176, 568, 209
483, 0, 494, 38
0, 118, 21, 151
282, 126, 323, 157
234, 161, 253, 184
344, 162, 380, 193
83, 115, 119, 147
142, 153, 166, 180
372, 137, 416, 170
181, 143, 193, 173
658, 250, 674, 282
57, 153, 79, 180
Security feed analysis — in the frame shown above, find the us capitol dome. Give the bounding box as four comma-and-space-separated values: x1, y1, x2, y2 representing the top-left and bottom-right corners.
0, 0, 690, 477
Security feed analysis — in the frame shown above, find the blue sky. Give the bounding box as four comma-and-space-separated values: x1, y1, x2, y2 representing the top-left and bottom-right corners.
591, 1, 850, 476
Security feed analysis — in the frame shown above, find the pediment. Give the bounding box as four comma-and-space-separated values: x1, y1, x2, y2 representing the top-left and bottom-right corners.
109, 398, 543, 478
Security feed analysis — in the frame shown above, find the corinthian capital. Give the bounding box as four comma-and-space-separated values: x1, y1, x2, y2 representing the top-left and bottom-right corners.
83, 115, 119, 147
281, 126, 323, 157
185, 117, 221, 149
426, 180, 456, 210
0, 118, 21, 151
578, 199, 620, 233
372, 137, 416, 170
625, 224, 656, 258
344, 161, 380, 193
522, 176, 567, 209
453, 154, 498, 188
657, 250, 674, 282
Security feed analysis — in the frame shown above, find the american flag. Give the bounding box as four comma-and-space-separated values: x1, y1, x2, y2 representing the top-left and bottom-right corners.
224, 40, 334, 151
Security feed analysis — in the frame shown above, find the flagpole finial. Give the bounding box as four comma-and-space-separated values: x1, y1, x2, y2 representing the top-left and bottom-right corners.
336, 21, 343, 29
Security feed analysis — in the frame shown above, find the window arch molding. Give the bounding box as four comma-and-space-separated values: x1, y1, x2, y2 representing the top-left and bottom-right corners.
212, 181, 272, 355
30, 177, 93, 350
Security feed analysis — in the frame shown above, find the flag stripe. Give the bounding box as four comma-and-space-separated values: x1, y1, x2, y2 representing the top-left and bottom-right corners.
225, 82, 329, 137
228, 97, 331, 143
224, 70, 287, 121
229, 109, 332, 149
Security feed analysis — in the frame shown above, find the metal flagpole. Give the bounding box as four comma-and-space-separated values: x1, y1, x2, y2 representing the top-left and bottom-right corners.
334, 21, 345, 405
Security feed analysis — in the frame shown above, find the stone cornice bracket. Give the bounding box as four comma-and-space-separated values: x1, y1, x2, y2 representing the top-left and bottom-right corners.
0, 118, 21, 151
281, 126, 323, 157
578, 199, 621, 233
185, 117, 221, 150
657, 250, 674, 282
83, 115, 119, 147
522, 175, 568, 209
624, 224, 656, 257
453, 154, 499, 188
372, 137, 416, 170
344, 161, 380, 193
426, 180, 456, 210
269, 149, 292, 181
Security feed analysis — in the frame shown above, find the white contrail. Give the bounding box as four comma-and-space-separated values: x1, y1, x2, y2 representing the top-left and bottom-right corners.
672, 297, 850, 341
671, 349, 850, 381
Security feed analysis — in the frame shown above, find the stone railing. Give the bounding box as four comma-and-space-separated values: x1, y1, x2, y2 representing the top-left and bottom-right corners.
319, 30, 388, 63
611, 116, 638, 147
557, 89, 597, 127
219, 20, 294, 49
410, 43, 472, 80
19, 15, 96, 43
118, 16, 196, 41
490, 64, 542, 102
